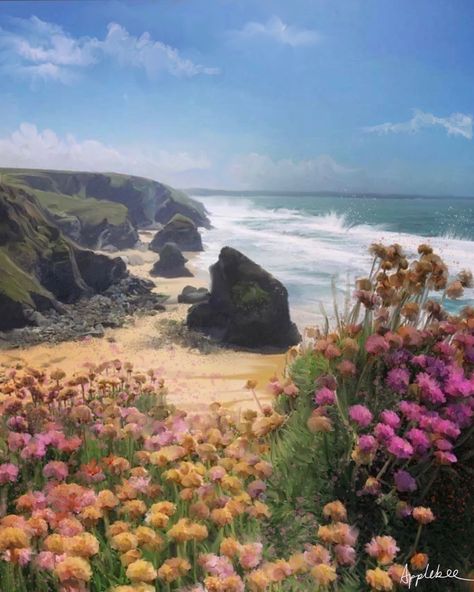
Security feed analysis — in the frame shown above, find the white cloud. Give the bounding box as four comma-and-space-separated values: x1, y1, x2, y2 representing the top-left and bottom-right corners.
231, 16, 321, 47
0, 123, 212, 185
229, 153, 366, 191
0, 16, 218, 84
364, 109, 473, 140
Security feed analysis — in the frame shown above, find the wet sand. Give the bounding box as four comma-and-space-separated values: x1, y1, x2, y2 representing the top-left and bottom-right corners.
0, 234, 288, 412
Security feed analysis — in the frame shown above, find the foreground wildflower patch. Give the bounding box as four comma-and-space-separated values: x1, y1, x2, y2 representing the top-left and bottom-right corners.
268, 243, 474, 589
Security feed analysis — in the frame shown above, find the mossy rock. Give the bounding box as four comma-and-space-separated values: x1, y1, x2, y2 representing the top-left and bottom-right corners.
231, 281, 270, 310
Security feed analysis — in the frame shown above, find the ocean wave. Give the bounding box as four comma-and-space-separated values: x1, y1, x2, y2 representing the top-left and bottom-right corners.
192, 195, 474, 327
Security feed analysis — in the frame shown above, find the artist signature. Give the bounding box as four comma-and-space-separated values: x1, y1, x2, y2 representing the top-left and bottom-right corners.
401, 564, 474, 589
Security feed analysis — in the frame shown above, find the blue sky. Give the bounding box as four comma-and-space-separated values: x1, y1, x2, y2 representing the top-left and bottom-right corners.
0, 0, 473, 194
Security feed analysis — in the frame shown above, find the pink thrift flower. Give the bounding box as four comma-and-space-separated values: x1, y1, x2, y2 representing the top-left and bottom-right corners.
358, 435, 377, 453
386, 368, 410, 394
239, 542, 263, 569
8, 432, 31, 452
365, 334, 390, 355
380, 410, 401, 428
43, 461, 69, 481
434, 451, 457, 464
247, 480, 267, 499
208, 466, 226, 482
199, 553, 235, 577
349, 405, 373, 428
394, 469, 417, 493
314, 387, 335, 406
387, 436, 414, 459
415, 373, 445, 404
365, 536, 399, 565
374, 422, 395, 442
406, 428, 430, 453
0, 463, 19, 485
334, 544, 356, 566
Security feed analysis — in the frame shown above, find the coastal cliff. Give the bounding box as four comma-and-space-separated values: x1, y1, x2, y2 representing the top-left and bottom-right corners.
0, 168, 210, 250
0, 183, 128, 330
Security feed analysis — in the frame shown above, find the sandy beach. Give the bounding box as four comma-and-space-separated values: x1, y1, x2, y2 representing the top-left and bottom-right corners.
0, 233, 288, 412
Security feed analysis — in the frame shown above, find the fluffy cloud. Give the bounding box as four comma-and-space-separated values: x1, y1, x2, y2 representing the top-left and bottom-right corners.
231, 16, 321, 47
0, 16, 218, 83
229, 153, 367, 191
0, 123, 212, 185
364, 109, 473, 140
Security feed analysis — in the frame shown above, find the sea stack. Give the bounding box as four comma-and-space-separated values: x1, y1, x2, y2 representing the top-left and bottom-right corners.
149, 214, 203, 252
187, 247, 301, 350
150, 243, 193, 278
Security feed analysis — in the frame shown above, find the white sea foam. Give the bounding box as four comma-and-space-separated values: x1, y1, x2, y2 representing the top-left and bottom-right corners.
193, 196, 474, 328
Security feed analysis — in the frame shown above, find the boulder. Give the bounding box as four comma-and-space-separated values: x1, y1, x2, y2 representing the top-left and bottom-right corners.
149, 215, 203, 253
187, 247, 301, 350
150, 243, 193, 278
178, 285, 210, 304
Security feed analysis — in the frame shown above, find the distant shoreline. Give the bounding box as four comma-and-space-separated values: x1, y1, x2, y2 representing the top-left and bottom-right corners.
186, 188, 474, 201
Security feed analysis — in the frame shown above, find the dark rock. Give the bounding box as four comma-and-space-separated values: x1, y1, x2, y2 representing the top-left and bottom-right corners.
0, 183, 130, 331
178, 285, 210, 304
150, 243, 194, 278
187, 247, 301, 350
149, 215, 203, 253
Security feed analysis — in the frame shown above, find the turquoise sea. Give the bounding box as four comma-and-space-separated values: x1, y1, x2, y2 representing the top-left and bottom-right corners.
192, 194, 474, 328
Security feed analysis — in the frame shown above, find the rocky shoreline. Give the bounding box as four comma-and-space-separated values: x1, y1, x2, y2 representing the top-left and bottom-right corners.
0, 276, 167, 350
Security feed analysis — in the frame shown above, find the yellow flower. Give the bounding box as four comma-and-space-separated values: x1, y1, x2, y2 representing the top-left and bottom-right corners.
247, 569, 271, 592
97, 489, 119, 510
146, 512, 170, 529
150, 445, 186, 466
211, 507, 234, 527
120, 499, 147, 518
43, 533, 67, 554
126, 559, 158, 583
108, 521, 130, 536
0, 527, 30, 551
366, 567, 393, 591
135, 526, 164, 551
220, 537, 241, 558
55, 556, 92, 583
221, 475, 243, 495
111, 532, 138, 553
288, 553, 309, 574
120, 549, 142, 567
167, 518, 208, 543
311, 563, 337, 587
149, 501, 176, 516
157, 557, 191, 583
67, 533, 99, 558
322, 501, 347, 522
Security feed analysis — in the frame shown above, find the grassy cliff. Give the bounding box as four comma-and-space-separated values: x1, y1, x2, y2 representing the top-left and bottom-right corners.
0, 183, 127, 330
0, 168, 209, 231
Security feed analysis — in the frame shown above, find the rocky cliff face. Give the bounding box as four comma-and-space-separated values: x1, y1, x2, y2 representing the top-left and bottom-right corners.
187, 247, 301, 350
0, 183, 128, 330
1, 170, 210, 251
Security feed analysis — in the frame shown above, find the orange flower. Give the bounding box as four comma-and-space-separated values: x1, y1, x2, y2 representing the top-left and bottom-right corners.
157, 557, 191, 583
126, 559, 157, 583
55, 556, 92, 583
111, 532, 138, 553
67, 533, 100, 558
366, 567, 393, 591
0, 527, 30, 551
311, 563, 337, 586
412, 507, 435, 525
410, 553, 429, 571
322, 501, 347, 522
